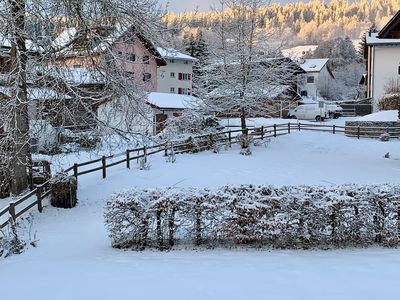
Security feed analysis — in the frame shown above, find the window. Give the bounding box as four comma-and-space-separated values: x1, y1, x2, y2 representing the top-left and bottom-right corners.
73, 65, 82, 68
125, 71, 134, 78
143, 73, 152, 82
127, 54, 136, 62
184, 61, 189, 65
170, 87, 175, 93
307, 76, 315, 83
117, 51, 123, 58
300, 90, 308, 96
398, 65, 400, 75
178, 73, 192, 81
170, 59, 175, 63
143, 56, 150, 64
170, 72, 175, 78
178, 88, 191, 95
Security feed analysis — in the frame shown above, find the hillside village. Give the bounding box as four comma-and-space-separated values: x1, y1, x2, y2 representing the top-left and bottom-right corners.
1, 1, 400, 299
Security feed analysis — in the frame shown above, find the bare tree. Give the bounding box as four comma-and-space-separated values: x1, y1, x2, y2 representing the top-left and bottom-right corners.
0, 0, 165, 195
196, 0, 299, 145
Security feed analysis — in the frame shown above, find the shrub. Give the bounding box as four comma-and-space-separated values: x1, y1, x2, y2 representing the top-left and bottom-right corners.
104, 184, 400, 250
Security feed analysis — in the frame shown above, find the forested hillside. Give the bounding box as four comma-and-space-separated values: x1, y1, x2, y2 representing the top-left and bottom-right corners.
164, 0, 400, 45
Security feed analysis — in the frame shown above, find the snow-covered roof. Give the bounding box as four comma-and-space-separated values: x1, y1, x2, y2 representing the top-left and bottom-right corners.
299, 59, 329, 72
147, 92, 198, 109
366, 32, 400, 46
0, 85, 70, 100
208, 85, 291, 99
56, 67, 106, 85
0, 34, 43, 53
282, 45, 318, 59
156, 47, 197, 62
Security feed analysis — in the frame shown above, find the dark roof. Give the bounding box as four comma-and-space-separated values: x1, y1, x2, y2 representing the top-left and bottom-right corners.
378, 10, 400, 38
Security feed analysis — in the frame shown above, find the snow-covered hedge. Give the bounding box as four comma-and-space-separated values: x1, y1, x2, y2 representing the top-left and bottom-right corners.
104, 185, 400, 250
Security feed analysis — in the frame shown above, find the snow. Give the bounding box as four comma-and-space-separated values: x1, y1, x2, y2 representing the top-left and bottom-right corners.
147, 92, 198, 109
0, 86, 70, 100
157, 47, 198, 62
299, 58, 329, 72
2, 128, 400, 299
366, 32, 400, 45
357, 110, 399, 122
282, 45, 318, 59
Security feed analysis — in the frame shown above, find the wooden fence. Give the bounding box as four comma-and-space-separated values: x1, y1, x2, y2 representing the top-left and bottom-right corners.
0, 122, 397, 230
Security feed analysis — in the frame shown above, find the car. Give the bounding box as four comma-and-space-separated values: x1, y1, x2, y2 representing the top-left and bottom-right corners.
288, 104, 328, 121
326, 103, 343, 119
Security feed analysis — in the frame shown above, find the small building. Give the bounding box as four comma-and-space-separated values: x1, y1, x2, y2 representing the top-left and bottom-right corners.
366, 10, 400, 112
297, 58, 335, 98
156, 48, 197, 95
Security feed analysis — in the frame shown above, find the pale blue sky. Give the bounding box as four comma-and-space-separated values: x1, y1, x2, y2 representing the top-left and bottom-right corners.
166, 0, 294, 12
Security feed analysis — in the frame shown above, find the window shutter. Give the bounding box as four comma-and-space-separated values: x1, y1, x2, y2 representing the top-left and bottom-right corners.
188, 74, 191, 80
178, 88, 182, 94
178, 73, 183, 80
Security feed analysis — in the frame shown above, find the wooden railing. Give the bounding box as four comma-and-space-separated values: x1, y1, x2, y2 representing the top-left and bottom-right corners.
1, 122, 396, 230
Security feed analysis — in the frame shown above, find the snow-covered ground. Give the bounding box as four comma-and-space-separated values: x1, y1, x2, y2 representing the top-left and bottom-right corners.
2, 127, 400, 299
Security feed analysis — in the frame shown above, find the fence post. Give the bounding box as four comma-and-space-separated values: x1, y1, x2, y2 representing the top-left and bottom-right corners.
102, 156, 106, 179
298, 123, 301, 131
288, 122, 291, 134
357, 126, 360, 139
144, 146, 147, 163
261, 126, 264, 140
36, 185, 43, 213
126, 150, 130, 169
333, 125, 336, 134
274, 124, 277, 137
9, 202, 16, 222
164, 143, 168, 156
228, 131, 232, 147
73, 163, 78, 178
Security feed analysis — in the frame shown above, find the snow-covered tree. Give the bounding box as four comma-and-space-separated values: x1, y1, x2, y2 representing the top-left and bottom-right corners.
0, 0, 164, 195
197, 0, 298, 147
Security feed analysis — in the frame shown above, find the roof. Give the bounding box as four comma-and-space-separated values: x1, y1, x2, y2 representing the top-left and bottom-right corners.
0, 85, 70, 100
156, 47, 197, 62
147, 92, 198, 109
208, 84, 291, 99
0, 34, 42, 53
366, 32, 400, 46
56, 67, 105, 85
378, 10, 400, 38
299, 59, 329, 72
54, 25, 167, 66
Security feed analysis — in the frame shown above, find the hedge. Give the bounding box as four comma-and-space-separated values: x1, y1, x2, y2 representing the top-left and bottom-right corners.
104, 184, 400, 250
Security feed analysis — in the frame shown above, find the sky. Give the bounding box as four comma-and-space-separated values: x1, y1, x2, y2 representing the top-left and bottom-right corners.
166, 0, 294, 12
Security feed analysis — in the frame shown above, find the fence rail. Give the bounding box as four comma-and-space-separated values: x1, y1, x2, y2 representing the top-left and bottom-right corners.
0, 122, 396, 230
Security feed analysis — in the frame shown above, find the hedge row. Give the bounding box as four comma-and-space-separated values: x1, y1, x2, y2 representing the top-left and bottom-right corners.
104, 185, 400, 250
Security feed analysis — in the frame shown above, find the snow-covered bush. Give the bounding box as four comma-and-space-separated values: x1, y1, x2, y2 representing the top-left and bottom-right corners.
379, 133, 391, 142
104, 184, 400, 250
0, 215, 37, 259
30, 120, 60, 154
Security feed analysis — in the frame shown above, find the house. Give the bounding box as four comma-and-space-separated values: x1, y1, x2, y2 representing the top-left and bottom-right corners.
156, 48, 197, 95
147, 92, 198, 134
297, 58, 335, 98
366, 10, 400, 111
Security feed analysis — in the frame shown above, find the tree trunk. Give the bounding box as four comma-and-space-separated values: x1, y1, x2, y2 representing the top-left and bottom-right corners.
240, 108, 247, 135
9, 0, 30, 195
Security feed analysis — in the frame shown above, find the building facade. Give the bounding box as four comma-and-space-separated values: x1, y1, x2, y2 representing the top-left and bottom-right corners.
156, 48, 197, 95
366, 11, 400, 112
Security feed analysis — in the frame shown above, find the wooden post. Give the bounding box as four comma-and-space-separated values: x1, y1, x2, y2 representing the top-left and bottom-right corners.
357, 126, 360, 139
73, 163, 78, 178
333, 125, 336, 134
274, 124, 277, 137
288, 122, 291, 134
144, 146, 147, 163
261, 126, 264, 140
298, 123, 301, 131
102, 156, 106, 179
228, 131, 232, 147
36, 185, 43, 213
9, 202, 16, 222
126, 150, 130, 169
164, 143, 168, 156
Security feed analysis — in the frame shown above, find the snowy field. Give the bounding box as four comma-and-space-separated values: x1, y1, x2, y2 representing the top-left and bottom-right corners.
2, 127, 400, 299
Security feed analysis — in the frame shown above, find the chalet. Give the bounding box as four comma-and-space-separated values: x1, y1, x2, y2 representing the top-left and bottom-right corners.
366, 10, 400, 111
297, 58, 335, 98
156, 48, 197, 95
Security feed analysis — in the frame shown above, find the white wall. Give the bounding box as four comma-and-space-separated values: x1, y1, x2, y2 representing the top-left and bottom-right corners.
371, 46, 400, 111
298, 65, 333, 99
157, 59, 193, 94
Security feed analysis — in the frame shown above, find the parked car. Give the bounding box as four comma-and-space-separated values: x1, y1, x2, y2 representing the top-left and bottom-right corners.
326, 103, 343, 119
288, 104, 328, 121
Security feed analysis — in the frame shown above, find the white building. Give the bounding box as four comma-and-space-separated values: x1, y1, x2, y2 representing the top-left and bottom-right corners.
297, 58, 335, 99
156, 48, 197, 95
366, 11, 400, 112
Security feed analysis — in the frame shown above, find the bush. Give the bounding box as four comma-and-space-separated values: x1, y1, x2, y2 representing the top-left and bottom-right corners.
378, 93, 400, 111
379, 133, 391, 142
104, 184, 400, 250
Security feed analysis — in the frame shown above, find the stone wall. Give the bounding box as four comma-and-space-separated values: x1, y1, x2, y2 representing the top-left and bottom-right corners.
345, 121, 400, 138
